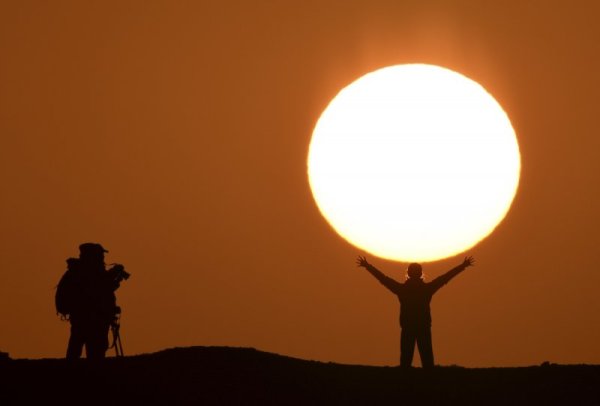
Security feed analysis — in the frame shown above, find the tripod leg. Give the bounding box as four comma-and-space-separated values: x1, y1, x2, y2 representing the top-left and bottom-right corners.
117, 334, 124, 356
110, 324, 121, 357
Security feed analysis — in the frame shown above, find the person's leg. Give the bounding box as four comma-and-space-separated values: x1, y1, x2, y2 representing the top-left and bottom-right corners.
416, 327, 434, 369
66, 321, 85, 360
400, 328, 417, 368
86, 322, 110, 360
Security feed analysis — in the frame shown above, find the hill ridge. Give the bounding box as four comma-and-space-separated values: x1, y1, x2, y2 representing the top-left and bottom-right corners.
2, 346, 599, 405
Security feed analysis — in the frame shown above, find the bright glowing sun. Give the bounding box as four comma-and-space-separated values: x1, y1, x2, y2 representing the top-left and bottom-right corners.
308, 64, 520, 262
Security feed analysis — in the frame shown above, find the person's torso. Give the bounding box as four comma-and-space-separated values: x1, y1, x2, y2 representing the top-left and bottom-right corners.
70, 266, 115, 320
398, 280, 434, 328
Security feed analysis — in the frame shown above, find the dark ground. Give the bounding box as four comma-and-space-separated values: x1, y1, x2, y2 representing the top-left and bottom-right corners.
1, 346, 599, 405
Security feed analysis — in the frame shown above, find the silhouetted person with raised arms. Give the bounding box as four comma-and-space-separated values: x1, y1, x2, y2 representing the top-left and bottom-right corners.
55, 243, 129, 360
356, 255, 474, 368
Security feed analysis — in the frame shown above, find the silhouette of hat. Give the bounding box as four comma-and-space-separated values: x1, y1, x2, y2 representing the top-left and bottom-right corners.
79, 243, 108, 255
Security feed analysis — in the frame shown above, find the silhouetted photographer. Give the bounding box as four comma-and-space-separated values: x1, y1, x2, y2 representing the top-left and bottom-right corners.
357, 255, 474, 368
55, 243, 130, 360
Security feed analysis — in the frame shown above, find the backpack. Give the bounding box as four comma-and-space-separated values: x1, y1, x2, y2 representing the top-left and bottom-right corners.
55, 258, 79, 319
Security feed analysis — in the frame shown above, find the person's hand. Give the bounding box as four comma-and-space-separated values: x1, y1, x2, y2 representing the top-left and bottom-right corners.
356, 255, 369, 268
463, 256, 475, 268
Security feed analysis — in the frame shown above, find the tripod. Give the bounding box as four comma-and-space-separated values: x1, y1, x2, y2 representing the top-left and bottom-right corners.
110, 308, 124, 357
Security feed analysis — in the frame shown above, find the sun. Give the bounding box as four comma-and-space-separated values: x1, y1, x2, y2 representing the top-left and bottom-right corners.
307, 64, 520, 262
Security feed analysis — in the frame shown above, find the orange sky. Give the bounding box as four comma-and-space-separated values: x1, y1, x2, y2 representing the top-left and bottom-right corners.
1, 0, 599, 367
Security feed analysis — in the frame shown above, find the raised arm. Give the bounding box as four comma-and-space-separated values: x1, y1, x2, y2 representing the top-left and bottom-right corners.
429, 256, 475, 293
356, 255, 402, 294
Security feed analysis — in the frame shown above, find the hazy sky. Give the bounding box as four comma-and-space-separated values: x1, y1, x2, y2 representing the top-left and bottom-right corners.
1, 0, 599, 367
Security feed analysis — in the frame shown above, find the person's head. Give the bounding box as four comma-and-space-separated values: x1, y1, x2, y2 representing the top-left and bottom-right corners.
78, 242, 107, 264
406, 263, 423, 280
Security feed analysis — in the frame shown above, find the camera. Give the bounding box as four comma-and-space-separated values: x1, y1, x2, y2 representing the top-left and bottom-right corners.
108, 263, 130, 283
